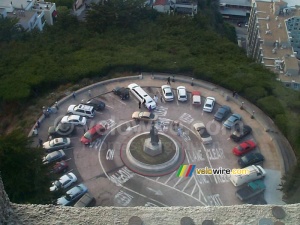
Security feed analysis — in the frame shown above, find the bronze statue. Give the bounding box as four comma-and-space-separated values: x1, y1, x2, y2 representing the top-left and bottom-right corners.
150, 122, 159, 145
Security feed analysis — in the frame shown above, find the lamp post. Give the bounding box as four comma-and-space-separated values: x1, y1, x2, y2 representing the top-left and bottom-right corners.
251, 110, 255, 119
240, 101, 244, 110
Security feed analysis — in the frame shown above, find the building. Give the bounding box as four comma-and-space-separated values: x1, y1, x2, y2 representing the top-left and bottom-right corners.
247, 0, 300, 90
219, 0, 252, 21
0, 0, 56, 32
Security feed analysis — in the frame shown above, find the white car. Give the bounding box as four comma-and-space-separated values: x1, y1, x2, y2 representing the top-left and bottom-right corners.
203, 97, 215, 112
61, 115, 87, 126
177, 86, 187, 102
193, 122, 212, 144
57, 184, 88, 206
161, 85, 174, 101
50, 172, 77, 192
43, 138, 71, 153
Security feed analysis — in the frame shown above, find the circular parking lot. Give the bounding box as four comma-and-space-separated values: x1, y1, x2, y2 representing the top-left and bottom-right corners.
34, 74, 285, 207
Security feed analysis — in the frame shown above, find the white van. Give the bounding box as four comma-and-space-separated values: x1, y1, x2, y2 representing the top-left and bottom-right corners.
128, 83, 156, 109
230, 165, 266, 187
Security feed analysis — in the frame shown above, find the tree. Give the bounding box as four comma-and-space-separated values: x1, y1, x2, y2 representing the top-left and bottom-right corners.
0, 17, 27, 42
0, 131, 52, 204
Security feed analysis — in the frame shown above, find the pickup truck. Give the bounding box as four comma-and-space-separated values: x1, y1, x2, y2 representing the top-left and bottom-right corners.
236, 180, 266, 201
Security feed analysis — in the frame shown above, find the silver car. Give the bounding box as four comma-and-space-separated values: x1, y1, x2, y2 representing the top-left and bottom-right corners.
43, 137, 71, 153
57, 184, 88, 206
193, 122, 212, 144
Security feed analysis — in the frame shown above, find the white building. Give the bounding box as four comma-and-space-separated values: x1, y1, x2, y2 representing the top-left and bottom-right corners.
0, 0, 56, 31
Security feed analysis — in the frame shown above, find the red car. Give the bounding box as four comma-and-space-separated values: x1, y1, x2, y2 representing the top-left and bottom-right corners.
80, 124, 106, 145
51, 160, 68, 174
232, 140, 256, 156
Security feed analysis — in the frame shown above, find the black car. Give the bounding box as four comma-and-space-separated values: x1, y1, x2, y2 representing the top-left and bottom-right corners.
85, 99, 105, 111
214, 105, 231, 121
112, 87, 130, 100
230, 125, 252, 142
238, 152, 265, 168
48, 123, 76, 138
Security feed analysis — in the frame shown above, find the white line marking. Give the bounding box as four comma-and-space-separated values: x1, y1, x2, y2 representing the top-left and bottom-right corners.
109, 94, 127, 105
191, 184, 197, 196
156, 177, 160, 181
201, 142, 218, 184
173, 176, 183, 188
136, 173, 206, 205
105, 104, 113, 109
98, 120, 168, 207
182, 177, 193, 192
164, 171, 176, 184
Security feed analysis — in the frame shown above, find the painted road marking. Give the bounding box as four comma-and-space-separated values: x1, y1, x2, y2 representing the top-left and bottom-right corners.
109, 167, 134, 186
98, 120, 169, 207
105, 104, 114, 109
201, 142, 217, 184
106, 149, 115, 160
145, 202, 159, 207
185, 148, 206, 162
146, 187, 163, 196
108, 94, 127, 105
154, 106, 168, 116
164, 171, 176, 184
205, 147, 225, 160
207, 194, 223, 206
179, 113, 194, 124
114, 190, 133, 206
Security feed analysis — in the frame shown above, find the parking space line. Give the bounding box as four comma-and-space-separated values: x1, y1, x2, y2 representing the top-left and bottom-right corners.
190, 184, 197, 196
105, 104, 114, 109
182, 176, 193, 192
164, 171, 176, 184
108, 94, 127, 105
156, 177, 160, 181
173, 176, 183, 188
201, 142, 218, 184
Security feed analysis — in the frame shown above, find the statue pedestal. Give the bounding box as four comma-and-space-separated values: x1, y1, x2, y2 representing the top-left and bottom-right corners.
143, 138, 162, 156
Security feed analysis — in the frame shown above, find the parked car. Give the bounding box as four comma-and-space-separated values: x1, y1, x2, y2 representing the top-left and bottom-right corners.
161, 85, 174, 101
192, 91, 201, 106
203, 97, 215, 112
132, 111, 158, 121
193, 122, 212, 144
50, 160, 68, 174
67, 104, 95, 118
112, 86, 130, 100
85, 98, 106, 111
238, 152, 265, 168
235, 180, 266, 201
48, 123, 76, 138
230, 165, 266, 187
61, 115, 87, 126
80, 124, 106, 145
232, 140, 256, 156
50, 172, 77, 192
43, 138, 71, 153
177, 86, 187, 102
43, 150, 66, 164
214, 105, 231, 121
230, 125, 252, 142
57, 184, 88, 206
223, 113, 242, 129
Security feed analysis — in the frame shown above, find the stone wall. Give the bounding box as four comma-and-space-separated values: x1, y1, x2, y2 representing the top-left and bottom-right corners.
1, 175, 300, 225
0, 174, 20, 225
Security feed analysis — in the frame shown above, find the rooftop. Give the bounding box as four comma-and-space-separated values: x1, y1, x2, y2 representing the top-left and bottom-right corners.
0, 0, 32, 9
220, 0, 252, 7
7, 10, 36, 24
255, 0, 300, 74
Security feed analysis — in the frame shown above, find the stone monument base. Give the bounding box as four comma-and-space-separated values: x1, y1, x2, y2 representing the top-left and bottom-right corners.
143, 138, 162, 156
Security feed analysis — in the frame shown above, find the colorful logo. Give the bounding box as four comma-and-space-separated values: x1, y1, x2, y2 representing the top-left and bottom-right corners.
176, 165, 196, 177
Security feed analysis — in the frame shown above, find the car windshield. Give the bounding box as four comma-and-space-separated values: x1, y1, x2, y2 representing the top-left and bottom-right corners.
241, 155, 248, 163
54, 181, 62, 188
62, 138, 67, 143
84, 132, 92, 140
65, 194, 72, 201
205, 103, 212, 107
199, 128, 210, 138
237, 145, 243, 151
166, 92, 172, 96
149, 113, 155, 119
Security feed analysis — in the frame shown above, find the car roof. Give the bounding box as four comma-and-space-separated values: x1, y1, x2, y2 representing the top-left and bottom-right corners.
89, 124, 105, 134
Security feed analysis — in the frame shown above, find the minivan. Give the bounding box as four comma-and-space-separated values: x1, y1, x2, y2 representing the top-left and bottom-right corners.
230, 165, 266, 187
